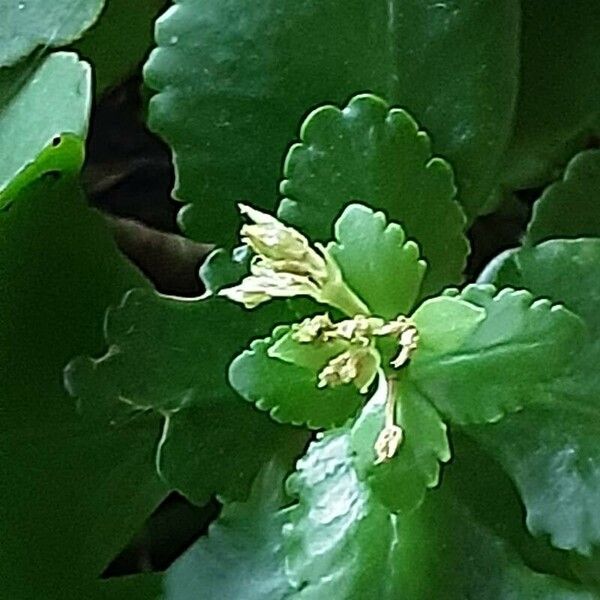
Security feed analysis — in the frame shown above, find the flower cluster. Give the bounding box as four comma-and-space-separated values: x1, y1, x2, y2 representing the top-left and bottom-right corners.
219, 204, 368, 315
221, 205, 421, 463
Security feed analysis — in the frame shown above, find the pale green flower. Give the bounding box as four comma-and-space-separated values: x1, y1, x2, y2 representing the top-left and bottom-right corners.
219, 204, 369, 315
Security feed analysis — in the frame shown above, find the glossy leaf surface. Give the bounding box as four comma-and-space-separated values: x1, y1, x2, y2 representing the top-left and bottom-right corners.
164, 461, 293, 600
407, 285, 585, 424
0, 0, 104, 66
351, 379, 450, 513
144, 0, 519, 242
229, 325, 364, 429
526, 150, 600, 245
328, 204, 426, 318
478, 239, 600, 554
66, 291, 306, 505
279, 95, 468, 297
284, 429, 594, 599
0, 52, 90, 206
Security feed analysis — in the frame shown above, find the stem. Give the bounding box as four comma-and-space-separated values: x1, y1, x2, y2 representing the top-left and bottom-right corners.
325, 282, 370, 317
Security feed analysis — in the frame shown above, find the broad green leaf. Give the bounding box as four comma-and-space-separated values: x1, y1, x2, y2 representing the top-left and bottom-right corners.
351, 378, 450, 513
407, 285, 586, 424
490, 239, 600, 400
284, 429, 593, 599
66, 290, 307, 505
327, 203, 426, 318
157, 403, 306, 506
144, 0, 519, 242
229, 326, 364, 429
0, 174, 167, 598
164, 460, 293, 600
467, 400, 600, 556
0, 52, 90, 206
74, 0, 165, 94
284, 430, 406, 598
0, 0, 104, 67
502, 2, 600, 189
406, 439, 599, 600
526, 150, 600, 245
279, 95, 468, 297
478, 239, 600, 554
490, 239, 600, 336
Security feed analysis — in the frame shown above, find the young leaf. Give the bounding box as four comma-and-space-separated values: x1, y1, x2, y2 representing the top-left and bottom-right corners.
66, 291, 307, 506
284, 430, 406, 598
327, 204, 426, 318
0, 0, 104, 67
279, 94, 468, 297
407, 285, 586, 424
229, 326, 364, 429
164, 460, 293, 600
0, 52, 90, 206
0, 175, 167, 597
526, 150, 600, 245
351, 379, 450, 513
144, 0, 518, 242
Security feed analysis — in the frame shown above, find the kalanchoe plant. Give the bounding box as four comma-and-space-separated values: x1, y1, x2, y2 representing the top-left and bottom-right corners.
61, 92, 600, 598
219, 196, 584, 514
4, 1, 600, 596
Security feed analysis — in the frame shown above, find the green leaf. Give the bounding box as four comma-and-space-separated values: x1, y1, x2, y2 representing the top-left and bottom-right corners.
0, 174, 167, 597
327, 203, 426, 318
408, 439, 599, 600
526, 150, 600, 245
284, 429, 593, 599
467, 400, 600, 556
407, 284, 586, 424
490, 239, 600, 336
74, 0, 166, 94
0, 52, 90, 206
351, 379, 450, 513
411, 295, 485, 356
501, 2, 600, 189
478, 239, 600, 554
164, 460, 293, 600
229, 326, 364, 429
144, 0, 519, 242
279, 95, 468, 297
66, 290, 307, 505
0, 0, 104, 67
489, 239, 600, 401
284, 430, 406, 598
